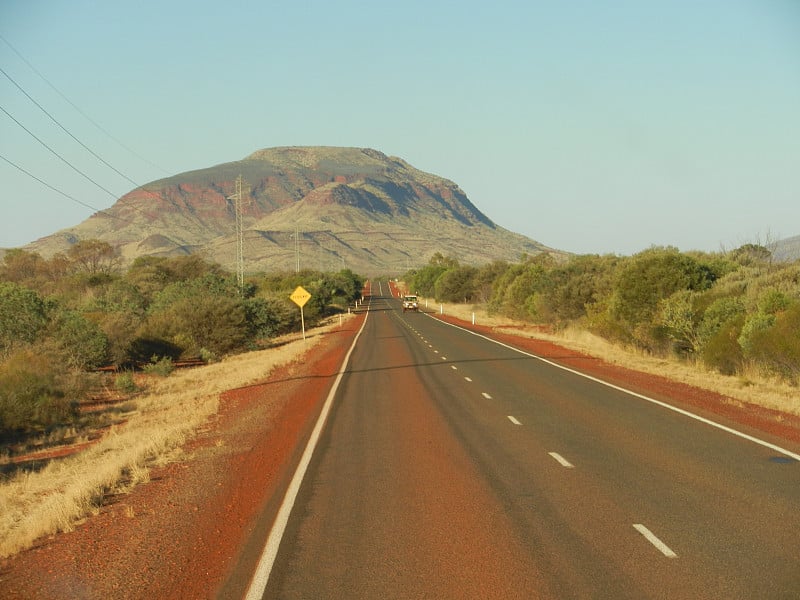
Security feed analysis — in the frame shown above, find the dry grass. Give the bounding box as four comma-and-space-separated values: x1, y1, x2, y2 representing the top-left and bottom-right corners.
0, 315, 355, 559
435, 300, 800, 418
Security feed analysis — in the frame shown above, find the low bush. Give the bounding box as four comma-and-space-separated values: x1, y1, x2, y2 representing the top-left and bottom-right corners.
0, 349, 78, 433
114, 372, 138, 394
700, 318, 745, 375
744, 304, 800, 382
143, 356, 174, 377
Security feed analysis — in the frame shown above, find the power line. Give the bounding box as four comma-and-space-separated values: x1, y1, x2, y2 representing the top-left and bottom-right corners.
0, 65, 143, 190
0, 57, 215, 236
0, 39, 242, 252
0, 103, 122, 199
0, 39, 186, 216
0, 152, 128, 223
0, 33, 170, 176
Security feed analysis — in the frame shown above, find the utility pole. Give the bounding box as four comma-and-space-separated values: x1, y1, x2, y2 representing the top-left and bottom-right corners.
295, 224, 300, 273
227, 175, 250, 292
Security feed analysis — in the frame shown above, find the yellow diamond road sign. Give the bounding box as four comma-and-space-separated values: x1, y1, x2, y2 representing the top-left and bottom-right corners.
290, 285, 312, 308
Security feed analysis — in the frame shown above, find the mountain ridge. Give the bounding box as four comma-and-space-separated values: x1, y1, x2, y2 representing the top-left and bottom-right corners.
23, 146, 560, 274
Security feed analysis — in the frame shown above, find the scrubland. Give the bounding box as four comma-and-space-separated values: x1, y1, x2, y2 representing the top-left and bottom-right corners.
0, 318, 349, 559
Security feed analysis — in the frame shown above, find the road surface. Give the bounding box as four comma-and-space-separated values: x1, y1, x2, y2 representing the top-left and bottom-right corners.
242, 282, 800, 599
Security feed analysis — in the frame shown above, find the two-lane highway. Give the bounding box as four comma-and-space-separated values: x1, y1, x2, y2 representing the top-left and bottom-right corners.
245, 282, 800, 599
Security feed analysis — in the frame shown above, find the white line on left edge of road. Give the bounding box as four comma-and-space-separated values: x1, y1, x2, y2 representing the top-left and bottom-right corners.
426, 313, 800, 462
244, 303, 370, 600
633, 524, 678, 558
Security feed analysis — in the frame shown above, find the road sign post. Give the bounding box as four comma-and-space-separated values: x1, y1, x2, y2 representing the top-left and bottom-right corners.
290, 286, 312, 341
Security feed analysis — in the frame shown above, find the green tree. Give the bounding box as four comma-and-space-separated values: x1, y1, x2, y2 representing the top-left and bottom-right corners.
49, 309, 109, 370
67, 239, 120, 275
473, 261, 509, 303
731, 243, 772, 267
538, 254, 617, 324
607, 248, 717, 349
0, 282, 48, 355
696, 296, 745, 348
435, 265, 478, 303
0, 248, 46, 285
658, 289, 701, 354
244, 296, 297, 339
492, 262, 549, 320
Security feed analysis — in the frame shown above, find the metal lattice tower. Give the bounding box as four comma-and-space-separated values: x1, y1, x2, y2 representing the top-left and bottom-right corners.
227, 175, 250, 291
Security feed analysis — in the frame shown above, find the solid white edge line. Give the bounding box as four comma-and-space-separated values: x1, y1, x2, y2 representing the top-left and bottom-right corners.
424, 313, 800, 462
633, 524, 678, 558
548, 451, 575, 468
244, 301, 371, 600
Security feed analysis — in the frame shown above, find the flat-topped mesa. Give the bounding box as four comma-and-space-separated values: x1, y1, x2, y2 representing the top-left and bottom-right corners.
24, 146, 563, 274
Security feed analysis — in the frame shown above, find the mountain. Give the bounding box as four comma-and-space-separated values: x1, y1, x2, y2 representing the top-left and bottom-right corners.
774, 234, 800, 262
25, 146, 561, 274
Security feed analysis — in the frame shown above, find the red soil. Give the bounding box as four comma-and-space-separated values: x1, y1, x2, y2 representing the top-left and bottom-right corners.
1, 310, 798, 599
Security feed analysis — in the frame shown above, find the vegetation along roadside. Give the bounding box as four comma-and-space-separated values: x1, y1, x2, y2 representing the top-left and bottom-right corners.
0, 241, 363, 558
405, 245, 800, 417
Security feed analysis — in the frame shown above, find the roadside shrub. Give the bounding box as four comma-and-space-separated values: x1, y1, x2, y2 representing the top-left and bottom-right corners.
49, 309, 109, 369
199, 347, 217, 363
473, 261, 509, 303
144, 275, 250, 356
757, 289, 791, 315
608, 248, 718, 351
700, 317, 745, 375
114, 372, 138, 394
244, 296, 295, 340
435, 265, 479, 303
0, 349, 78, 433
742, 303, 800, 382
143, 356, 174, 377
738, 312, 775, 358
491, 263, 549, 321
658, 290, 700, 354
539, 254, 617, 324
406, 253, 456, 297
696, 296, 745, 347
97, 310, 140, 367
0, 282, 48, 354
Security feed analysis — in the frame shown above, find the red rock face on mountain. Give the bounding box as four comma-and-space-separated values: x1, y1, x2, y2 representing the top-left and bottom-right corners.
26, 146, 559, 274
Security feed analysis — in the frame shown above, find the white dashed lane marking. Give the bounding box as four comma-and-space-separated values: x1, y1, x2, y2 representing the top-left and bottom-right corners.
633, 524, 678, 558
548, 452, 575, 468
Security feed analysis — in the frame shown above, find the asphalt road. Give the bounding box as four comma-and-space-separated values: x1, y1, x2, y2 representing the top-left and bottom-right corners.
250, 283, 800, 599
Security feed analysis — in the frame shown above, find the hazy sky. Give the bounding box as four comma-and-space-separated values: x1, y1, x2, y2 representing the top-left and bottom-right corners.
1, 0, 799, 255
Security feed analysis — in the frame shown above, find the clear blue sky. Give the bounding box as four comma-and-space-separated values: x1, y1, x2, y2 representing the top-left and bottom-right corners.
1, 0, 799, 255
